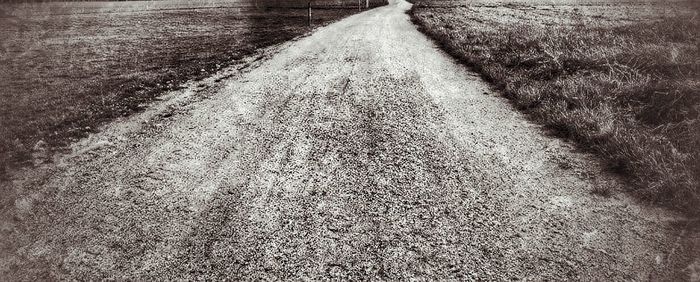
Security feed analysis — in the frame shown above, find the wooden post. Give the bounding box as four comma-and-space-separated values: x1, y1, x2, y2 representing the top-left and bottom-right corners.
365, 0, 369, 9
358, 0, 361, 11
307, 1, 312, 26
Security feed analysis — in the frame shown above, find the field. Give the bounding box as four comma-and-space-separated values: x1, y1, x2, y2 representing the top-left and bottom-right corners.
410, 0, 700, 212
0, 0, 385, 178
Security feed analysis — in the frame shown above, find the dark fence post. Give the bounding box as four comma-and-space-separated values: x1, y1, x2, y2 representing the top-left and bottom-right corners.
307, 0, 312, 26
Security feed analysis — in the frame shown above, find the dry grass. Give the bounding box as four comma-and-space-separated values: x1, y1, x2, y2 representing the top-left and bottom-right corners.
0, 0, 385, 178
410, 0, 700, 213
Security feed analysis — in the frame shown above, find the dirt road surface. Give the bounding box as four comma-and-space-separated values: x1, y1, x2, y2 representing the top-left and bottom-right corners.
1, 0, 698, 280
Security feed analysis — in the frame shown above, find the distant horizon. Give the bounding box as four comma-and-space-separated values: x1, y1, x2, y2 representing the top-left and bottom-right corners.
0, 0, 376, 8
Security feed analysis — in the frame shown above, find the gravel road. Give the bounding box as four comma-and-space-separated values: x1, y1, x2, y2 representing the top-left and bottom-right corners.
1, 0, 698, 280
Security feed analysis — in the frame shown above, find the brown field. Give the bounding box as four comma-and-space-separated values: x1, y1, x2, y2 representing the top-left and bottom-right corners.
410, 0, 700, 213
0, 0, 386, 178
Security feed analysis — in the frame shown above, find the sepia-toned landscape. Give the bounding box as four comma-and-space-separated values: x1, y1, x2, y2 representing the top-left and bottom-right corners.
1, 0, 698, 280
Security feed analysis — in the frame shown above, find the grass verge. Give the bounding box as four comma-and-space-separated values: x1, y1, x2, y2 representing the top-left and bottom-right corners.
0, 1, 386, 179
409, 1, 699, 213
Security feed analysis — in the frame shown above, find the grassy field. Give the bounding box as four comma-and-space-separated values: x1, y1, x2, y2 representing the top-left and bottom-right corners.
0, 0, 386, 178
410, 0, 699, 213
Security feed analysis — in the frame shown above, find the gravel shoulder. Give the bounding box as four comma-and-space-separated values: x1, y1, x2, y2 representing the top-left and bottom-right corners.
1, 0, 698, 280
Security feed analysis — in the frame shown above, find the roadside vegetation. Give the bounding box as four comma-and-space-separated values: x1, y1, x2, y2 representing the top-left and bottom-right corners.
0, 0, 385, 179
410, 0, 699, 213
